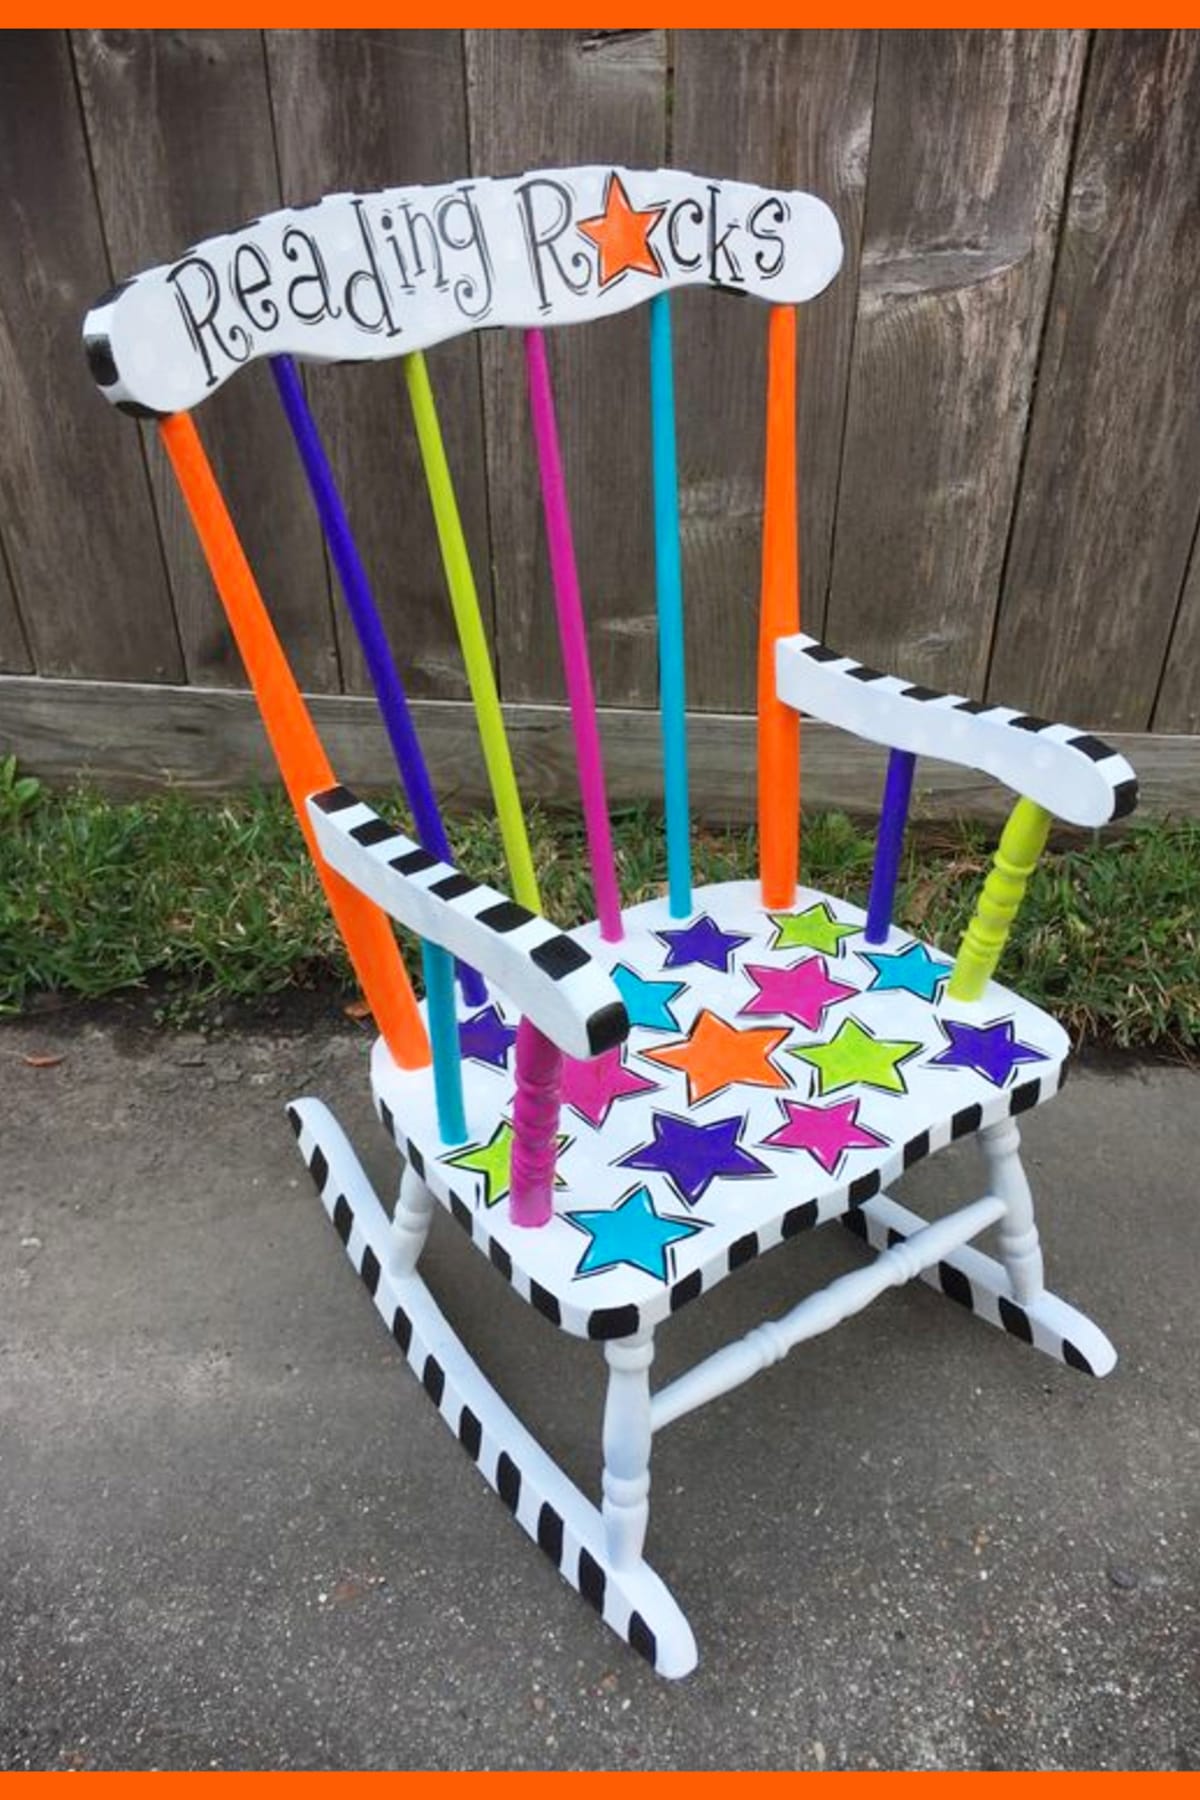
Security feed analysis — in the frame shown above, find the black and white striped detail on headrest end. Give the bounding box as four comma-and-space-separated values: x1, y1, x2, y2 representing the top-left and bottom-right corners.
82, 278, 168, 420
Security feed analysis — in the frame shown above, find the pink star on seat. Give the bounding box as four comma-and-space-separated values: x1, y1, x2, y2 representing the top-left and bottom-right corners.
561, 1047, 659, 1129
760, 1096, 889, 1175
740, 955, 858, 1031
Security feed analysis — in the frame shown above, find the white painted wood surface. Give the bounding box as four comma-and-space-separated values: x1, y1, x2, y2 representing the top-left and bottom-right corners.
84, 166, 842, 413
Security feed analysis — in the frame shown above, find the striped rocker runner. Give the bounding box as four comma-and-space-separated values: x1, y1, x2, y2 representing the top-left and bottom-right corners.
83, 165, 1137, 1679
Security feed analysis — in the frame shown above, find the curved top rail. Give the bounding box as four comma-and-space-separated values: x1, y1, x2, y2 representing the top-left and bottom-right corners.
82, 165, 843, 416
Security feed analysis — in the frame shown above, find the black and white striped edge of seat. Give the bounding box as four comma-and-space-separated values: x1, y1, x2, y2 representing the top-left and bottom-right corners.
776, 634, 1138, 828
306, 785, 627, 1062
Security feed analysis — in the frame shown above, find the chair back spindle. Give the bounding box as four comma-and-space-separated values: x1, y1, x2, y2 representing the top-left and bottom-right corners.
271, 355, 475, 1134
403, 349, 542, 916
523, 327, 624, 944
158, 410, 430, 1072
864, 748, 917, 944
757, 306, 801, 910
421, 939, 467, 1144
648, 294, 692, 920
271, 357, 456, 877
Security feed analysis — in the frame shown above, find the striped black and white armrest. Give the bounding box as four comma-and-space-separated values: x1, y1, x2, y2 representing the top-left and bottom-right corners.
775, 633, 1137, 828
307, 786, 628, 1062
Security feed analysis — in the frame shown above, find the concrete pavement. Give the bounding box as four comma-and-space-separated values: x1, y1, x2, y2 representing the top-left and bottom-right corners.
2, 1010, 1198, 1769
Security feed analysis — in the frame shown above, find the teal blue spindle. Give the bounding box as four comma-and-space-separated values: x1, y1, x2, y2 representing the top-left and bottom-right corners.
649, 294, 692, 918
421, 940, 466, 1146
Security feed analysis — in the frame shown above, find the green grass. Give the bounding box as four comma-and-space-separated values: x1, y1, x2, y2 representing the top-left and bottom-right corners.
1, 776, 1198, 1056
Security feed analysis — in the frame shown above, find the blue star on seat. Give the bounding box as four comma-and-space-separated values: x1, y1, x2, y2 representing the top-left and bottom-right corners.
610, 962, 686, 1032
458, 1002, 517, 1070
656, 914, 750, 974
928, 1017, 1046, 1087
566, 1184, 702, 1282
620, 1111, 770, 1207
862, 941, 950, 1003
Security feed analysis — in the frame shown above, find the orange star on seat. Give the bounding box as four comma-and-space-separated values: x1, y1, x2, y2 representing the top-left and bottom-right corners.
577, 171, 666, 289
641, 1009, 791, 1106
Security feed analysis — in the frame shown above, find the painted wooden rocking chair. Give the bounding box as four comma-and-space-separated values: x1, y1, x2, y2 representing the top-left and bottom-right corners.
84, 166, 1137, 1678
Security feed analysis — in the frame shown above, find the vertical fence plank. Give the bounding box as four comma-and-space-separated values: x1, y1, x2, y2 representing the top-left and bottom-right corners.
0, 539, 33, 674
671, 29, 878, 712
1154, 536, 1200, 733
465, 29, 667, 707
72, 28, 339, 693
266, 29, 491, 701
0, 32, 181, 682
991, 31, 1200, 731
825, 30, 1086, 696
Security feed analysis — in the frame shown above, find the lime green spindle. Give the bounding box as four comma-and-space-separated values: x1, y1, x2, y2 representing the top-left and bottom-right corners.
403, 351, 541, 914
949, 797, 1052, 1002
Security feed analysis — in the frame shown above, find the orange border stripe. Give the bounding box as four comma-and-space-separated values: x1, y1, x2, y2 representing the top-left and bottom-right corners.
159, 412, 429, 1071
757, 303, 801, 909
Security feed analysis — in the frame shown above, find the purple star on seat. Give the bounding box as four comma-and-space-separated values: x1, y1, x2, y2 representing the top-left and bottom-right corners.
656, 913, 751, 974
458, 1003, 517, 1071
928, 1017, 1046, 1087
619, 1110, 770, 1207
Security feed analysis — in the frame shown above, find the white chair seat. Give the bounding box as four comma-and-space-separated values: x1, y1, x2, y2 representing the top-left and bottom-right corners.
371, 880, 1069, 1340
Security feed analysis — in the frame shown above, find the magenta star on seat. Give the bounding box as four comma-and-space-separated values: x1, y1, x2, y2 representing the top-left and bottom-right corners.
656, 913, 750, 973
620, 1110, 771, 1207
760, 1096, 890, 1176
740, 954, 857, 1031
561, 1046, 659, 1128
928, 1017, 1046, 1087
458, 1003, 517, 1071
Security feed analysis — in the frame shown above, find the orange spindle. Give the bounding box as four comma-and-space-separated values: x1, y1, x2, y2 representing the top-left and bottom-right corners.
159, 411, 429, 1071
757, 304, 801, 909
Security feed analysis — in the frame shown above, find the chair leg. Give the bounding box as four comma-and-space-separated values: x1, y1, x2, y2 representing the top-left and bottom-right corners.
980, 1116, 1044, 1305
287, 1095, 698, 1677
389, 1158, 435, 1278
602, 1331, 654, 1570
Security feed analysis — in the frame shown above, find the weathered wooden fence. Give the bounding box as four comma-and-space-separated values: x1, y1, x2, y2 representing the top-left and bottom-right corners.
2, 29, 1199, 818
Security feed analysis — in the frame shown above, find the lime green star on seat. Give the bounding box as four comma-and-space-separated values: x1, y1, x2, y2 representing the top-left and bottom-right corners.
444, 1119, 568, 1209
790, 1016, 923, 1098
769, 900, 859, 958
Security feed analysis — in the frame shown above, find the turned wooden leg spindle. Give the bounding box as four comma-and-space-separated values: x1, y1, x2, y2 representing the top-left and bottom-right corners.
949, 796, 1052, 1001
389, 1159, 435, 1277
602, 1331, 655, 1569
981, 1116, 1045, 1305
509, 1018, 563, 1228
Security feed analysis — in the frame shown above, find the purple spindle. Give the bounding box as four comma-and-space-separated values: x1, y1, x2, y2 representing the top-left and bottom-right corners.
523, 330, 623, 943
509, 1017, 563, 1228
865, 748, 916, 945
271, 355, 484, 1006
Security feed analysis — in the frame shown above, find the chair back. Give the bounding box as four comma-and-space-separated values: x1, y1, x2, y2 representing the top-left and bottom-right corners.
83, 165, 844, 1134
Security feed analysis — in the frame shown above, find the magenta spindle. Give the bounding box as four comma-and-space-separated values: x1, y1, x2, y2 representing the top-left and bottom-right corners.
523, 328, 623, 942
509, 1018, 564, 1228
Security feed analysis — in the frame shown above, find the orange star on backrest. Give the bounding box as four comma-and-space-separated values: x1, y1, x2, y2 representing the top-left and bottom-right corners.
641, 1010, 791, 1106
577, 171, 666, 289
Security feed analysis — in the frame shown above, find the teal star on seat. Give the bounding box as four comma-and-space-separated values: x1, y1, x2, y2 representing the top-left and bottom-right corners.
611, 962, 686, 1032
566, 1184, 702, 1283
862, 941, 950, 1003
